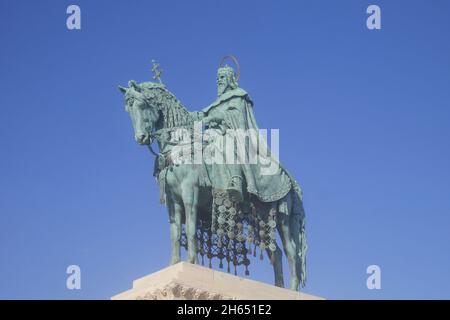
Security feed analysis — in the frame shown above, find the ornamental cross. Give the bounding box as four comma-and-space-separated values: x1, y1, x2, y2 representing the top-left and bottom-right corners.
151, 59, 163, 83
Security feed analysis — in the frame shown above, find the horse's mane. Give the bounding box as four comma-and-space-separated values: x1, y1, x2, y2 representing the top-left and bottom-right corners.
140, 82, 190, 129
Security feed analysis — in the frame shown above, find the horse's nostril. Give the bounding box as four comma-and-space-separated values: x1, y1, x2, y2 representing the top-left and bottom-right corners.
136, 134, 148, 144
135, 134, 146, 142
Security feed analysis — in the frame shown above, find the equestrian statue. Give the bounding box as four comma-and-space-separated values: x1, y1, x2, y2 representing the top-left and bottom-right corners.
118, 57, 307, 290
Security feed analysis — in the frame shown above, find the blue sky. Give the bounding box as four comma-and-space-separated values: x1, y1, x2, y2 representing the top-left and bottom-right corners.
1, 0, 449, 299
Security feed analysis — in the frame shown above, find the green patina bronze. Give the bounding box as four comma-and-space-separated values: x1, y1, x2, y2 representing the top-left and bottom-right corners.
118, 58, 307, 290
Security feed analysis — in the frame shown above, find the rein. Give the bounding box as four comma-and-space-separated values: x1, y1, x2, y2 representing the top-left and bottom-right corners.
146, 144, 159, 157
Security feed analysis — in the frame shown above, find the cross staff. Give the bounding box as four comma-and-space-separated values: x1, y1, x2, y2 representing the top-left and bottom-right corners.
151, 59, 163, 83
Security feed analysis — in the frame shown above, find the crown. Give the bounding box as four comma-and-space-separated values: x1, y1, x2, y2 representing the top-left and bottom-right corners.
219, 55, 240, 81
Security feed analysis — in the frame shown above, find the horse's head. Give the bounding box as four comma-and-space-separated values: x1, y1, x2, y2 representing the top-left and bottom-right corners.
118, 80, 162, 145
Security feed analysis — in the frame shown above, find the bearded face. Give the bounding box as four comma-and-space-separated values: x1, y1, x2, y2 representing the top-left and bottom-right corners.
217, 70, 229, 96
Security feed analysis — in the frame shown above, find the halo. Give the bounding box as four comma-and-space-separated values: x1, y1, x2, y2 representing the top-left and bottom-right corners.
219, 55, 240, 81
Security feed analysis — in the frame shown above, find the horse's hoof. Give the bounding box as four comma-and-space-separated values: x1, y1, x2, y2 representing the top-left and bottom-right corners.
290, 281, 299, 291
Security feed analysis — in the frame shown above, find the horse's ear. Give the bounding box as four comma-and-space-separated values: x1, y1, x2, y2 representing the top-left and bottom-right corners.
118, 86, 127, 94
128, 80, 140, 92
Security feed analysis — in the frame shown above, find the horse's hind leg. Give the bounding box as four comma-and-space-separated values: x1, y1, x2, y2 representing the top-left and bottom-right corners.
266, 243, 284, 287
278, 213, 299, 291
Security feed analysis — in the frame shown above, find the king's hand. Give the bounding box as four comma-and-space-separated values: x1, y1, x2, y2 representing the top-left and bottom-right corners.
203, 115, 223, 127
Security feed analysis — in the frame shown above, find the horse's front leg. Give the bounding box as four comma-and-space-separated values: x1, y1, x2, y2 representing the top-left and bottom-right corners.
167, 199, 182, 265
183, 185, 199, 264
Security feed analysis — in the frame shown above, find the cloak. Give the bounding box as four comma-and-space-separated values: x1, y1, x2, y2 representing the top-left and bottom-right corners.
203, 88, 302, 204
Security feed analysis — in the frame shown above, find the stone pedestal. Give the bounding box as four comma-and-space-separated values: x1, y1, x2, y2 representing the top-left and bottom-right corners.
112, 262, 323, 300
